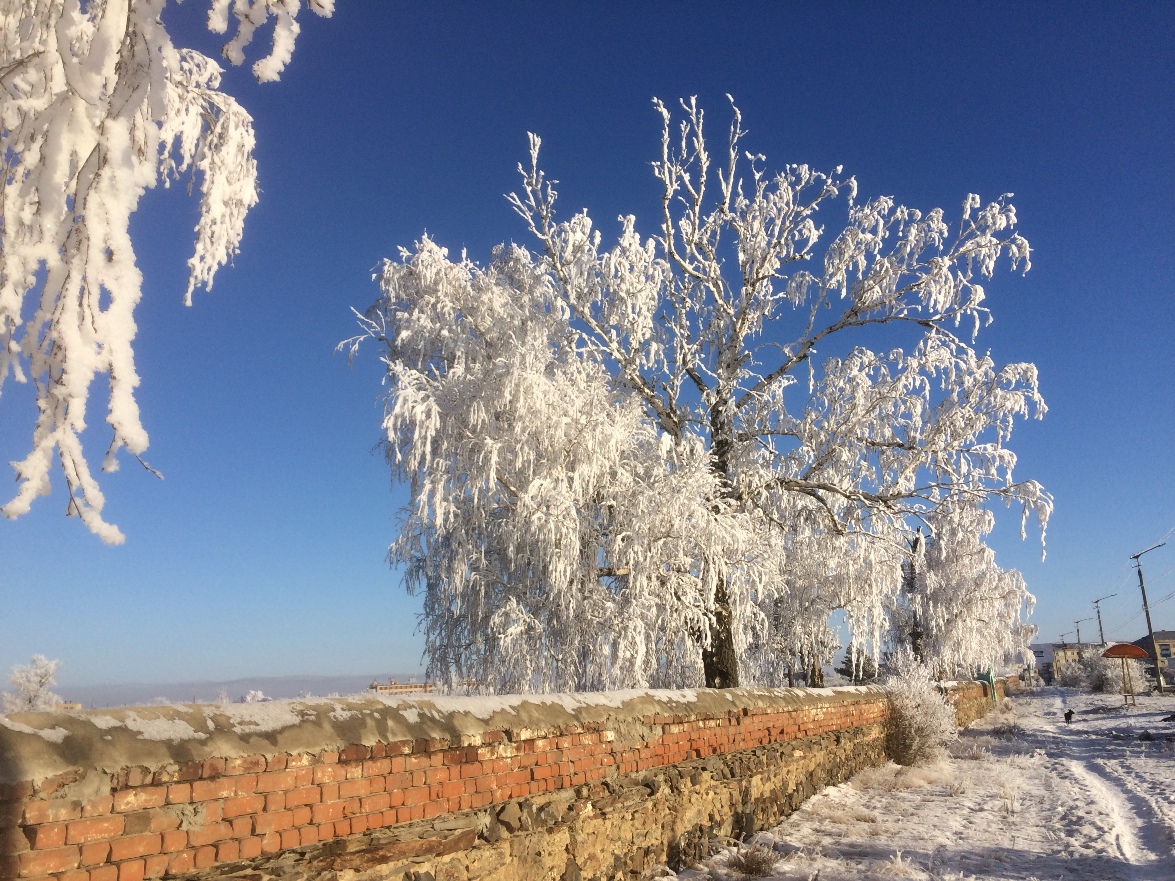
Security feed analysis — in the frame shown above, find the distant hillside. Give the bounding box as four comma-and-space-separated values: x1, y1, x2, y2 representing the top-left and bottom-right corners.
58, 673, 427, 709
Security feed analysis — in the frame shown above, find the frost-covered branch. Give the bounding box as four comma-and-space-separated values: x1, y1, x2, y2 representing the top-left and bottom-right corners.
1, 0, 333, 543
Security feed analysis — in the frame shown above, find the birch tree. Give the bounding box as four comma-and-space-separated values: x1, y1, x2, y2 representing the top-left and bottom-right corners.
351, 98, 1050, 692
1, 0, 332, 543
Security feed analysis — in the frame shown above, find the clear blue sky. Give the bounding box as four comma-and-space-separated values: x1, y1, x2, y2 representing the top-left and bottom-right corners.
2, 3, 1173, 687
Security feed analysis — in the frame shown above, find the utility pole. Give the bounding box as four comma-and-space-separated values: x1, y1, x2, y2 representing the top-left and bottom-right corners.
1092, 594, 1117, 645
1075, 618, 1093, 647
1131, 543, 1167, 695
1059, 631, 1072, 645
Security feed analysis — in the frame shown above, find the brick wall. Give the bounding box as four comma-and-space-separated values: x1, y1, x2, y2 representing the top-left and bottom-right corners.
0, 681, 1011, 881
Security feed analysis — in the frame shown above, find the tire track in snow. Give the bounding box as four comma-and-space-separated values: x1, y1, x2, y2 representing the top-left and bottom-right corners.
1029, 690, 1171, 880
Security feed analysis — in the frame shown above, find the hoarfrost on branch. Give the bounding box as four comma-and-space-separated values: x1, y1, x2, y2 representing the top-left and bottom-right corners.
348, 98, 1052, 692
1, 0, 333, 543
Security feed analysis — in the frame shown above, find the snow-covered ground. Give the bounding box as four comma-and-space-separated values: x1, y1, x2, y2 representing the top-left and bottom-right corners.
672, 687, 1175, 881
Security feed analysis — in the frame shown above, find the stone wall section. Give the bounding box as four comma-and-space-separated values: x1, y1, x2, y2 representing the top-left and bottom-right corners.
0, 679, 1015, 881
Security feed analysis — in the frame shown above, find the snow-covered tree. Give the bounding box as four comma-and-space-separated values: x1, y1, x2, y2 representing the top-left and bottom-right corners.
2, 654, 62, 712
891, 504, 1038, 678
1, 0, 333, 543
349, 98, 1050, 693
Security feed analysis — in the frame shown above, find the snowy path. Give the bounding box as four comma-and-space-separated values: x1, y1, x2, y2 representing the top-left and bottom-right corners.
672, 688, 1175, 881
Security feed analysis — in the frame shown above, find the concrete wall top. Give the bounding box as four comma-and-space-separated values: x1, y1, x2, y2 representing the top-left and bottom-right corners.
0, 686, 886, 787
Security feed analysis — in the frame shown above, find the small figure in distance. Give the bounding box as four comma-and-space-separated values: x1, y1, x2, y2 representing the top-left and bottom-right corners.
1064, 709, 1074, 724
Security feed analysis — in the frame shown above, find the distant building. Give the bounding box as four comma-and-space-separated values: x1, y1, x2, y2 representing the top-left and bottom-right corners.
1131, 630, 1175, 683
368, 678, 434, 696
1030, 642, 1100, 684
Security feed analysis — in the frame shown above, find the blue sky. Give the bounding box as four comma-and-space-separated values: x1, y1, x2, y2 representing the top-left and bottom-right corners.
2, 3, 1173, 687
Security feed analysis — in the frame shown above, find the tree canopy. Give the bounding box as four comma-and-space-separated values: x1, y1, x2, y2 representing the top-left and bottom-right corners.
350, 98, 1051, 692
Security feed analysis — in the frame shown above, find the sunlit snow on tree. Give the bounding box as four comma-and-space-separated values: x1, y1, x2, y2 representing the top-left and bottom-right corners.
348, 98, 1051, 692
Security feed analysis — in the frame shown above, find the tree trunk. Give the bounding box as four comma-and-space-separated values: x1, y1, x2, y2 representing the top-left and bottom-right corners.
702, 579, 740, 688
703, 400, 741, 689
808, 656, 825, 688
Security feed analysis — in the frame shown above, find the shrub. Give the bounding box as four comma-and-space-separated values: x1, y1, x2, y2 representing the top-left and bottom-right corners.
1057, 653, 1147, 693
726, 845, 778, 877
885, 652, 957, 766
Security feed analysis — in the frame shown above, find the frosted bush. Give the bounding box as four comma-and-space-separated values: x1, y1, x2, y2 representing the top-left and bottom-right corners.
1059, 654, 1146, 693
885, 653, 957, 766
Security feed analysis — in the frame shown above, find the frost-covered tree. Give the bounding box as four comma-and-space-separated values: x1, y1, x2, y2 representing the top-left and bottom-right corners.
891, 504, 1037, 678
1, 0, 333, 543
2, 654, 62, 712
350, 98, 1050, 693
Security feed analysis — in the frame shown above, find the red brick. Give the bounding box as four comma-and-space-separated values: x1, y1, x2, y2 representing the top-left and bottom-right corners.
122, 768, 152, 789
90, 865, 118, 881
18, 846, 80, 876
24, 823, 67, 850
320, 783, 339, 803
108, 834, 160, 862
66, 817, 124, 846
286, 753, 314, 769
160, 830, 187, 854
255, 771, 296, 793
332, 819, 351, 837
224, 756, 266, 776
362, 759, 391, 777
190, 784, 243, 803
360, 793, 390, 814
221, 796, 265, 819
79, 841, 110, 867
339, 745, 369, 763
143, 855, 168, 879
239, 837, 262, 860
111, 789, 166, 814
215, 840, 239, 863
193, 846, 216, 869
311, 765, 344, 785
165, 851, 193, 876
23, 801, 81, 826
185, 822, 231, 848
81, 796, 113, 819
264, 792, 286, 813
251, 811, 293, 835
118, 858, 145, 881
278, 830, 300, 850
284, 787, 321, 807
122, 810, 178, 836
265, 755, 288, 772
260, 832, 281, 854
58, 870, 89, 881
291, 806, 312, 827
318, 750, 339, 765
338, 779, 370, 800
201, 759, 225, 780
309, 802, 344, 825
165, 784, 190, 805
298, 826, 318, 847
